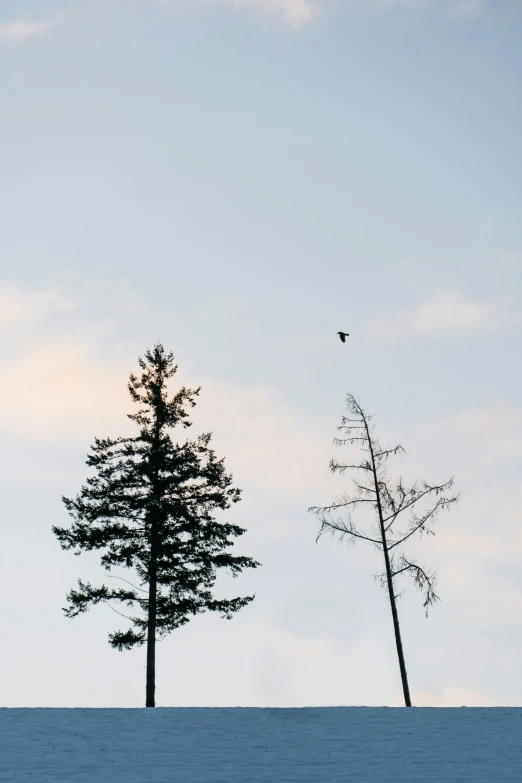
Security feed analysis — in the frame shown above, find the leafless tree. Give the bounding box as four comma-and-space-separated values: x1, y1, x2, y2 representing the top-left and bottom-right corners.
309, 394, 458, 707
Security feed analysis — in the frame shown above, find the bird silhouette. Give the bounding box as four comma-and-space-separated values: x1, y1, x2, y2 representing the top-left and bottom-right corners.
337, 331, 350, 343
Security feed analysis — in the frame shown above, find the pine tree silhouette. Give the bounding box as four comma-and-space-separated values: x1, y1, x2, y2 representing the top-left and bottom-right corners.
53, 344, 260, 707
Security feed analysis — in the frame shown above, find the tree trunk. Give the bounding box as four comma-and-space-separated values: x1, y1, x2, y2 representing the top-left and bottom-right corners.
145, 561, 157, 708
146, 418, 162, 708
381, 542, 412, 707
365, 419, 412, 707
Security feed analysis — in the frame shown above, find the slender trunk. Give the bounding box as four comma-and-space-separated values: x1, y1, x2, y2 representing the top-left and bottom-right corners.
145, 559, 157, 708
380, 538, 411, 707
145, 484, 160, 707
145, 411, 161, 707
365, 421, 412, 707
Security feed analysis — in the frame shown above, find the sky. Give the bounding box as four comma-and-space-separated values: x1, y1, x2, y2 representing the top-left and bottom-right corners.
0, 0, 521, 708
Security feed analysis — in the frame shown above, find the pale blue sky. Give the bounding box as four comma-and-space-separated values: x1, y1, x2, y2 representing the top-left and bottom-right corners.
1, 0, 521, 707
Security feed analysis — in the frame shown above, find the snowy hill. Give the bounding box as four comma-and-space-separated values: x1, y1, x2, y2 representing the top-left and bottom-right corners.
2, 707, 521, 782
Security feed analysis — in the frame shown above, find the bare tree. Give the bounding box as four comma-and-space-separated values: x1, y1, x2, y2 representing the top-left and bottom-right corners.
309, 394, 458, 707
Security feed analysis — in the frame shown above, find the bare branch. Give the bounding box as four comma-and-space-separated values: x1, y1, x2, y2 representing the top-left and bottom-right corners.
384, 483, 408, 531
108, 575, 148, 594
330, 460, 372, 473
393, 556, 439, 616
353, 481, 376, 494
382, 480, 454, 525
374, 445, 405, 460
313, 498, 376, 513
387, 494, 458, 550
107, 603, 144, 622
315, 516, 381, 546
311, 390, 458, 710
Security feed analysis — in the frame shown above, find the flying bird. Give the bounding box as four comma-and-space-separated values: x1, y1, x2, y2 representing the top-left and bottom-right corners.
337, 331, 350, 343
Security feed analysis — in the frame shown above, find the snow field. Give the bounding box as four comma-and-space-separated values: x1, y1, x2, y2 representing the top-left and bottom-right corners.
1, 707, 521, 782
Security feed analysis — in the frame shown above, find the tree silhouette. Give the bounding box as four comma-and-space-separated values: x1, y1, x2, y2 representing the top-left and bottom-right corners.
309, 393, 458, 707
53, 344, 260, 707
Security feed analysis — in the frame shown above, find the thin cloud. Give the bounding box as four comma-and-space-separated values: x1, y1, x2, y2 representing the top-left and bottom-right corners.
0, 335, 332, 496
411, 290, 493, 333
428, 529, 509, 559
446, 0, 485, 18
363, 289, 495, 341
229, 0, 317, 27
368, 0, 485, 14
398, 402, 522, 598
0, 284, 73, 323
416, 403, 522, 467
284, 633, 341, 662
164, 0, 317, 27
0, 11, 60, 42
153, 0, 486, 26
0, 338, 131, 441
401, 687, 496, 707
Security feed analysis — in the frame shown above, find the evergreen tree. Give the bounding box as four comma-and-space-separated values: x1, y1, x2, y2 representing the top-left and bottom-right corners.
309, 394, 458, 707
53, 344, 260, 707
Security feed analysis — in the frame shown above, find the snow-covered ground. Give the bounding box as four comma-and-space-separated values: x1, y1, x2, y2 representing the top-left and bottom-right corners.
2, 707, 521, 782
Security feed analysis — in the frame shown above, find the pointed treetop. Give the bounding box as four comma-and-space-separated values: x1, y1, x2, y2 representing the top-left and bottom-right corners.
127, 343, 201, 430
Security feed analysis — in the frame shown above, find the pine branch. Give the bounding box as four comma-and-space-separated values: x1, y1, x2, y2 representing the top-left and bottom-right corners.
108, 575, 148, 594
109, 628, 146, 651
62, 579, 138, 618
